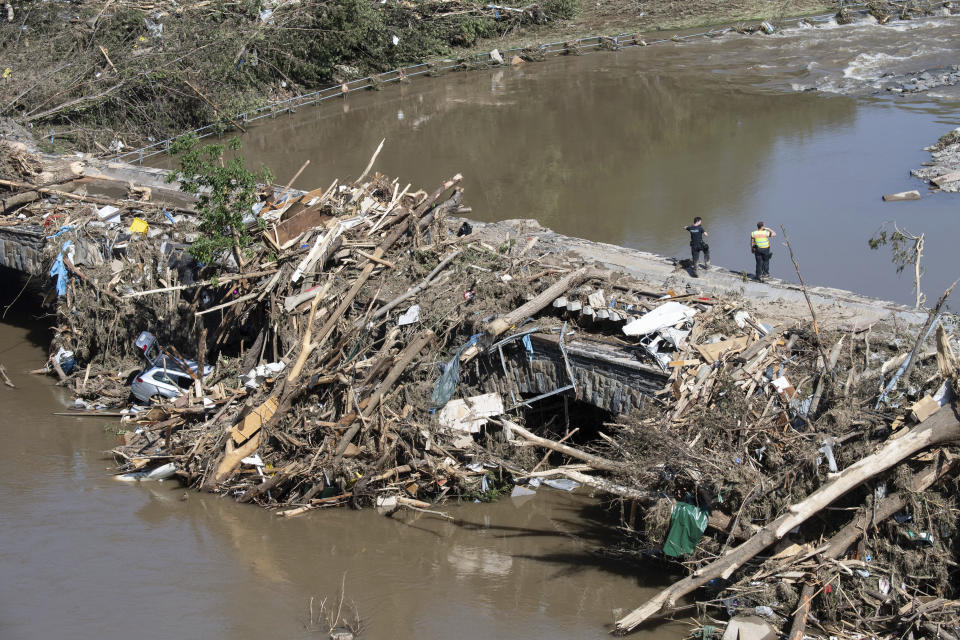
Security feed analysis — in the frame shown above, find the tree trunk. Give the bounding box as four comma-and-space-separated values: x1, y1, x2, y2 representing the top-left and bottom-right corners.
615, 404, 960, 633
787, 450, 957, 640
485, 266, 590, 339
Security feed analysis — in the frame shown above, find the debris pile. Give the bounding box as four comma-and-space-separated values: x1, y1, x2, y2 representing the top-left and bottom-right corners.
913, 126, 960, 193
2, 145, 959, 640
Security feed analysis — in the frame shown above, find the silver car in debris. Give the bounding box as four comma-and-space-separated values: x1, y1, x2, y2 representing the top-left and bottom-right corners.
131, 366, 196, 403
130, 331, 213, 404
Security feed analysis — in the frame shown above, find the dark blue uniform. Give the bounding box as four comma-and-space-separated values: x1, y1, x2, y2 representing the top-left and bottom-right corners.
685, 225, 710, 270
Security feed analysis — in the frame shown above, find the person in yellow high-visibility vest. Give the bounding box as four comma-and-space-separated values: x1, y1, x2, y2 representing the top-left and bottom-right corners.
750, 221, 776, 282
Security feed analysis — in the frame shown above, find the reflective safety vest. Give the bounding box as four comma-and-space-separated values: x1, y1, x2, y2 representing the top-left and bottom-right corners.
751, 229, 771, 249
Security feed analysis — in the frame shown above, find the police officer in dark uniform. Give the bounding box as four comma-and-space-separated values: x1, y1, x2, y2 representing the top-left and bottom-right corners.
683, 216, 710, 277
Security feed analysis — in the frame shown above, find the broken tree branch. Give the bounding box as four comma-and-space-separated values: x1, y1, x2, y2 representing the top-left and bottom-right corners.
781, 225, 829, 368
788, 450, 958, 640
615, 403, 960, 633
498, 419, 625, 472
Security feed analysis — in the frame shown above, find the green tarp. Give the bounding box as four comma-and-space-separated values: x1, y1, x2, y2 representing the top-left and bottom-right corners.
663, 501, 709, 557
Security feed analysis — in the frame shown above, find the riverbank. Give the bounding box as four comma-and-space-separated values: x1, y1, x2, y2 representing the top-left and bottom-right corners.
2, 0, 955, 156
913, 125, 960, 192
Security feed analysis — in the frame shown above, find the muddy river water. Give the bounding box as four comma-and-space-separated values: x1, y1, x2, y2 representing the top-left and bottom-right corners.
0, 295, 679, 640
3, 14, 960, 640
232, 14, 960, 305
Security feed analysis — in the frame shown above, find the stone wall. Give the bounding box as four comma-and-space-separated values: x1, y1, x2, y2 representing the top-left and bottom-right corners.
0, 225, 45, 275
475, 332, 669, 414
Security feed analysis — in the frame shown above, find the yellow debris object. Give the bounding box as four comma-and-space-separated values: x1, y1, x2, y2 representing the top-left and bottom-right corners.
129, 218, 149, 234
2, 68, 10, 79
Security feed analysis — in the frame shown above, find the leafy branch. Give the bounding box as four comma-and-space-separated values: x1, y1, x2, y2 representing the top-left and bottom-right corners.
166, 134, 272, 266
869, 221, 925, 308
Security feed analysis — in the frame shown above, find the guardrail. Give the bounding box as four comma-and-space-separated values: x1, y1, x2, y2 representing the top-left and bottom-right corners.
113, 2, 892, 165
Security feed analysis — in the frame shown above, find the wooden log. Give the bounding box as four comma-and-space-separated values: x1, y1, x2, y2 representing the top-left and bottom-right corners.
1, 189, 39, 212
788, 584, 816, 640
209, 431, 262, 487
237, 462, 302, 503
331, 329, 436, 465
500, 419, 625, 472
526, 468, 656, 503
36, 161, 85, 186
787, 451, 958, 640
882, 190, 922, 202
486, 266, 590, 339
615, 404, 960, 633
0, 178, 175, 209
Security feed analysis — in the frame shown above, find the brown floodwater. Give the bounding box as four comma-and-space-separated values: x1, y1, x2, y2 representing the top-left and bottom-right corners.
209, 14, 959, 306
0, 283, 684, 639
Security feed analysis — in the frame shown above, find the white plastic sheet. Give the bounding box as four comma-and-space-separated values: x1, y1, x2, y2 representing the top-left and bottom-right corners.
438, 393, 503, 433
242, 362, 286, 389
397, 305, 420, 326
622, 302, 697, 337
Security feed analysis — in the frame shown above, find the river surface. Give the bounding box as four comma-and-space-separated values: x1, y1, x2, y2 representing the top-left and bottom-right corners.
226, 14, 960, 305
5, 14, 960, 640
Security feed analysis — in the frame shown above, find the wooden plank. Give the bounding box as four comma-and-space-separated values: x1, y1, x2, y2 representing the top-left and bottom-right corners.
695, 336, 749, 362
910, 395, 940, 423
932, 169, 960, 187
274, 204, 333, 247
232, 395, 278, 445
737, 325, 786, 362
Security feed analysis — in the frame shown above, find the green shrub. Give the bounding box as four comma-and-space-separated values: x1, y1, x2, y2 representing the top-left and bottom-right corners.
166, 134, 273, 266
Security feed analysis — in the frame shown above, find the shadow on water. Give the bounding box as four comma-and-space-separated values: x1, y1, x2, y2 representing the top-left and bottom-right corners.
0, 266, 53, 354
449, 494, 678, 586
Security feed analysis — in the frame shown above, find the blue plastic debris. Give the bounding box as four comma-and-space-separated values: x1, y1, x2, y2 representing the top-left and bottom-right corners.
49, 240, 72, 296
521, 334, 533, 363
430, 333, 482, 408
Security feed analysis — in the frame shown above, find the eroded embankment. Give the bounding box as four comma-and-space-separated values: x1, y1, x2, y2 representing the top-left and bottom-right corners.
1, 142, 958, 640
3, 0, 956, 157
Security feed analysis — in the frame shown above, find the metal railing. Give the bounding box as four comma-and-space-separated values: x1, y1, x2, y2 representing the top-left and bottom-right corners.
114, 2, 898, 165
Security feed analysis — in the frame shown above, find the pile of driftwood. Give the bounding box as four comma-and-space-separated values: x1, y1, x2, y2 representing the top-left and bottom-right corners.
2, 144, 960, 640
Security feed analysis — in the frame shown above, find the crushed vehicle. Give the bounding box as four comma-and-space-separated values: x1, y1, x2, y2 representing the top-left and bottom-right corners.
131, 331, 213, 404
